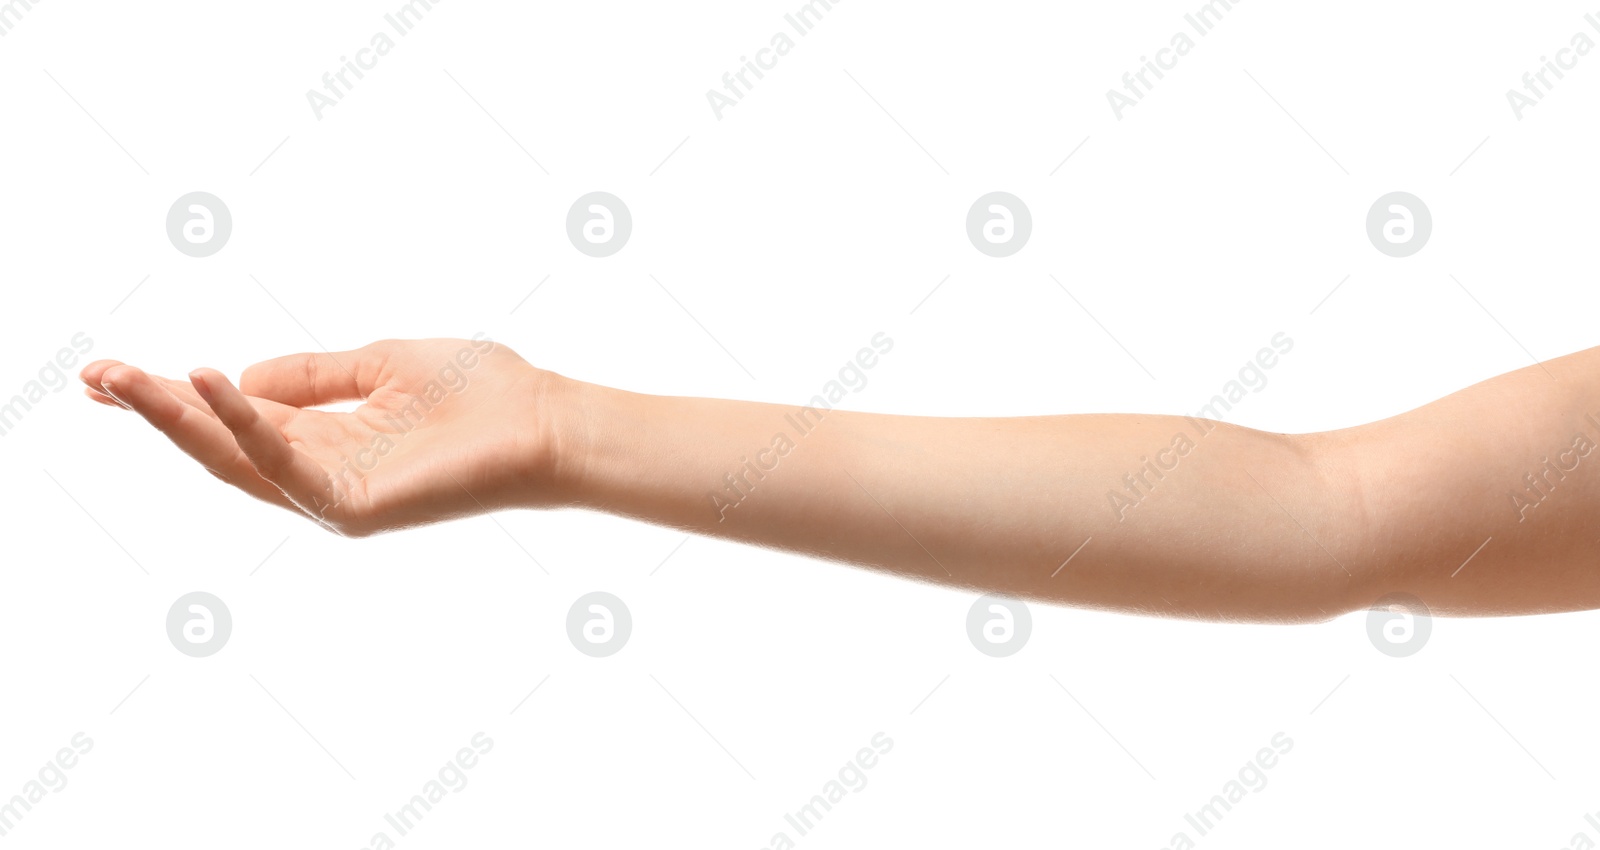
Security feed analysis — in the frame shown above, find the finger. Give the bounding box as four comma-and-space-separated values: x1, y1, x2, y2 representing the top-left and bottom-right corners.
84, 386, 127, 409
152, 372, 297, 426
240, 341, 394, 408
98, 366, 297, 509
80, 359, 126, 389
190, 368, 341, 521
87, 360, 216, 414
86, 359, 297, 424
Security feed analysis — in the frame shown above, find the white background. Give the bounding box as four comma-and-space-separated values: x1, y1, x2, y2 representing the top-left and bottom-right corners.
3, 0, 1599, 846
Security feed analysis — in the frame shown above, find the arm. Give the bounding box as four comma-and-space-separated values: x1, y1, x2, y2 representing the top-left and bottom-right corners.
563, 343, 1600, 622
79, 338, 1600, 623
558, 381, 1360, 623
1330, 349, 1600, 619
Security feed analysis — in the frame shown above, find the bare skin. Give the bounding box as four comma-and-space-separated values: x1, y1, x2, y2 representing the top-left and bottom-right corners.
79, 337, 1600, 624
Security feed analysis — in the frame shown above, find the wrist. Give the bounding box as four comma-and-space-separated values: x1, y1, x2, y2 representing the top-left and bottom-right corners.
524, 369, 625, 510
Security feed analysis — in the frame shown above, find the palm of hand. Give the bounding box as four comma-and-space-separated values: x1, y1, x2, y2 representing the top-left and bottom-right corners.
82, 338, 552, 536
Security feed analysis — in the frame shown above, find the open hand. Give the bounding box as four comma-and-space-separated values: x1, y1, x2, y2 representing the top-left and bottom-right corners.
80, 337, 567, 536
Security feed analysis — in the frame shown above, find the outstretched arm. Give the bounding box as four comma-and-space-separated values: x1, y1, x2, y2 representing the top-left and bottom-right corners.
560, 379, 1357, 623
79, 338, 1600, 623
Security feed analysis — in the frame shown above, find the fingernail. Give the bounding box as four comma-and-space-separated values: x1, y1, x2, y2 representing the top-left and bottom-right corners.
97, 385, 130, 409
100, 379, 124, 402
189, 370, 214, 404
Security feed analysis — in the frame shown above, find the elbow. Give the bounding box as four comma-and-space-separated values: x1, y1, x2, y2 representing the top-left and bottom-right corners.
1291, 428, 1379, 621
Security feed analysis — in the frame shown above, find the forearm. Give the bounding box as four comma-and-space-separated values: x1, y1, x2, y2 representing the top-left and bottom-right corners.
546, 379, 1368, 623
